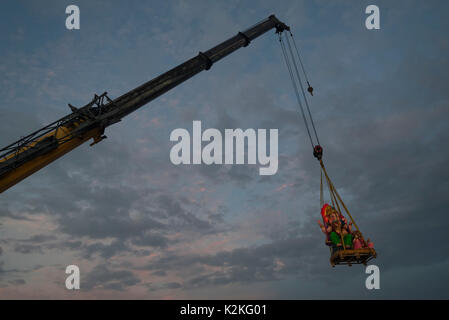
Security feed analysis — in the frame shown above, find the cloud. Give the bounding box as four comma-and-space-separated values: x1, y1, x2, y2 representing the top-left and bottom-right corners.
1, 0, 449, 299
83, 264, 140, 291
9, 279, 26, 285
141, 235, 330, 290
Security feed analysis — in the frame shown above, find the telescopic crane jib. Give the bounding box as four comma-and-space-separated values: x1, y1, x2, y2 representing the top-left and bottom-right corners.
0, 15, 289, 193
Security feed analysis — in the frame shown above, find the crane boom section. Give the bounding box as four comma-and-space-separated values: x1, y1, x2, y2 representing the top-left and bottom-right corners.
0, 15, 289, 193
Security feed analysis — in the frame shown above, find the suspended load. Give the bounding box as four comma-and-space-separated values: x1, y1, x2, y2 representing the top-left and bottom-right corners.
318, 161, 376, 267
278, 31, 377, 267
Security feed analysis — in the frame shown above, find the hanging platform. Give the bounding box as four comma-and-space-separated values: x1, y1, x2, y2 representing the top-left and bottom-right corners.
318, 157, 377, 267
330, 248, 377, 267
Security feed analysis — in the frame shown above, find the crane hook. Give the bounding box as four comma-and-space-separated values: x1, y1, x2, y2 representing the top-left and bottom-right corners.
313, 145, 323, 160
307, 81, 314, 96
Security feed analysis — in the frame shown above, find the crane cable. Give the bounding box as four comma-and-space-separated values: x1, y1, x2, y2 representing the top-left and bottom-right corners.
278, 33, 314, 149
278, 32, 321, 151
285, 32, 320, 146
289, 32, 314, 96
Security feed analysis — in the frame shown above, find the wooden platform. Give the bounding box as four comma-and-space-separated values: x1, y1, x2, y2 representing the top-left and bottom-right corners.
330, 248, 377, 267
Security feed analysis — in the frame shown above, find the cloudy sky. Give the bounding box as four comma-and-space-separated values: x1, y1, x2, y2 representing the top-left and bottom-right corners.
0, 0, 448, 299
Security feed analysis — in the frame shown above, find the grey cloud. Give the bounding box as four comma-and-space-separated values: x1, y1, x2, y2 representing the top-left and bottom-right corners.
1, 0, 449, 298
14, 244, 44, 254
9, 279, 26, 285
82, 240, 129, 259
19, 235, 58, 243
147, 281, 183, 292
143, 235, 325, 289
83, 264, 140, 291
131, 232, 169, 248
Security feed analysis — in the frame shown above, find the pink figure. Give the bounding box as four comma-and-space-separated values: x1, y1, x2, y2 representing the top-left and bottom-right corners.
367, 238, 374, 249
353, 239, 363, 249
352, 231, 364, 250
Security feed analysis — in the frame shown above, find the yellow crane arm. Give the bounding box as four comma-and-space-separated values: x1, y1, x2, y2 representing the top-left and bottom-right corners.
0, 121, 103, 193
0, 15, 290, 193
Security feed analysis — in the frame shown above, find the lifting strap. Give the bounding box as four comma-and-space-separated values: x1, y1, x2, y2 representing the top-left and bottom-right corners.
319, 159, 367, 247
320, 170, 323, 208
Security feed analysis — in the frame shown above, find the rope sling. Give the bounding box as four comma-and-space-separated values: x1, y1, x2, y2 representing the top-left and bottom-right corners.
279, 31, 376, 266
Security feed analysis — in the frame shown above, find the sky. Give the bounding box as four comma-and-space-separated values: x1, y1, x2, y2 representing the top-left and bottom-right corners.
0, 0, 448, 299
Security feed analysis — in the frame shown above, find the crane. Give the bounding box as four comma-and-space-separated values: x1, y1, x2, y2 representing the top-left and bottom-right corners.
0, 14, 376, 268
0, 15, 290, 193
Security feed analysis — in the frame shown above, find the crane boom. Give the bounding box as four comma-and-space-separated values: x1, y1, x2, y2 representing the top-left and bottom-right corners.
0, 15, 289, 193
